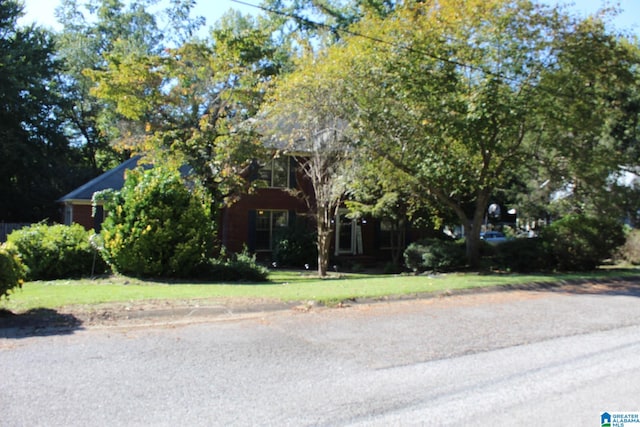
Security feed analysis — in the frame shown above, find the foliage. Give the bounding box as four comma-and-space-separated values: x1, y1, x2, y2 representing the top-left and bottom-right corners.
540, 214, 626, 271
0, 1, 92, 222
345, 157, 446, 267
85, 10, 287, 206
617, 228, 640, 265
200, 249, 269, 282
492, 238, 552, 273
0, 245, 26, 299
5, 223, 106, 280
297, 0, 639, 270
262, 51, 354, 276
99, 167, 215, 278
404, 239, 467, 273
531, 16, 640, 219
273, 223, 317, 268
55, 0, 207, 170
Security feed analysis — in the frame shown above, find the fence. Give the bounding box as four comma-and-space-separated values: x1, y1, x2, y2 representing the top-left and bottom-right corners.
0, 223, 32, 242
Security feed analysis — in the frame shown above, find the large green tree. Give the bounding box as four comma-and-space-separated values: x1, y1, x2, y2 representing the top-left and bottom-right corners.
54, 0, 205, 170
530, 15, 640, 220
309, 0, 639, 267
0, 0, 87, 221
86, 10, 288, 205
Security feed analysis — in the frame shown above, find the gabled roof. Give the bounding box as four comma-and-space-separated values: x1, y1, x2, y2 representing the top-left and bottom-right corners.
58, 156, 142, 202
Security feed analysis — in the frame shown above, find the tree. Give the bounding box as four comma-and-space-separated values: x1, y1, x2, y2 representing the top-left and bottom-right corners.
531, 15, 640, 220
0, 0, 87, 221
313, 0, 639, 267
54, 0, 206, 171
345, 156, 447, 268
86, 10, 288, 206
262, 53, 354, 276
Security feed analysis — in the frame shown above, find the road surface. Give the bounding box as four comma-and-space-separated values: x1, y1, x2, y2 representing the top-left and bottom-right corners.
2, 281, 639, 426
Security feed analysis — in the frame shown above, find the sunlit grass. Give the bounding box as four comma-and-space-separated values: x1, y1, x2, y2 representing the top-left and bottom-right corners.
1, 268, 637, 313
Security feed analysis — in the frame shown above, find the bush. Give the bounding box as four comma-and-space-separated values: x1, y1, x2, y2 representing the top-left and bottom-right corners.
99, 167, 215, 278
540, 214, 625, 271
404, 238, 466, 272
272, 223, 317, 268
617, 228, 640, 265
493, 238, 552, 272
199, 249, 269, 282
5, 223, 106, 280
0, 245, 26, 299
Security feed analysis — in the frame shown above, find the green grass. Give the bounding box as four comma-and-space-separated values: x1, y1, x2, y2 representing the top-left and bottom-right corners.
1, 269, 638, 313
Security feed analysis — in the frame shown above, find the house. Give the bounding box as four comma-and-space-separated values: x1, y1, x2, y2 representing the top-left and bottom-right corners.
58, 156, 143, 232
58, 154, 419, 267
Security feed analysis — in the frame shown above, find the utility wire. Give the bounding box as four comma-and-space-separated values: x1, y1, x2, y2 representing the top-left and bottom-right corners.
230, 0, 502, 78
230, 0, 633, 105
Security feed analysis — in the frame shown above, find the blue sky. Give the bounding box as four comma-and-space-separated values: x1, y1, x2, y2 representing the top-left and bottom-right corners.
20, 0, 640, 37
20, 0, 258, 32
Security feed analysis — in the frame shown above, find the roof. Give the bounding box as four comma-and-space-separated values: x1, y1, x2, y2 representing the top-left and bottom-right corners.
58, 156, 142, 202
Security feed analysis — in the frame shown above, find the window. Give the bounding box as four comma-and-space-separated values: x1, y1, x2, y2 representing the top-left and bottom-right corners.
258, 157, 289, 188
255, 210, 289, 251
379, 220, 403, 249
64, 204, 73, 226
334, 210, 363, 255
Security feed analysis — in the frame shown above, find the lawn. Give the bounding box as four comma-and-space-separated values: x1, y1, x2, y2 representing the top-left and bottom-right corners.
2, 268, 638, 313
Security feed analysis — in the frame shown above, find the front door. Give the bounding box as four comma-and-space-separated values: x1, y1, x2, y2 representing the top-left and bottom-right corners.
335, 210, 363, 256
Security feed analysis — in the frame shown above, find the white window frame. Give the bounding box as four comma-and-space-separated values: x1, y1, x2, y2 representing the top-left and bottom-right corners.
334, 209, 363, 256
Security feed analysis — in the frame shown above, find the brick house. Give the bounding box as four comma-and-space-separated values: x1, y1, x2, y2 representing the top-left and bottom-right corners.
58, 156, 142, 232
59, 155, 411, 267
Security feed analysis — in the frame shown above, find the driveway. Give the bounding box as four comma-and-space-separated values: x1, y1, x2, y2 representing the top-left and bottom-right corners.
1, 280, 639, 426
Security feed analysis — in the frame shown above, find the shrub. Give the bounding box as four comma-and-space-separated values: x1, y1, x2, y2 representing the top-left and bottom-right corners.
272, 223, 317, 268
616, 228, 640, 265
0, 245, 26, 299
99, 167, 215, 278
404, 238, 466, 272
5, 222, 106, 280
540, 214, 625, 271
200, 248, 269, 282
493, 238, 552, 272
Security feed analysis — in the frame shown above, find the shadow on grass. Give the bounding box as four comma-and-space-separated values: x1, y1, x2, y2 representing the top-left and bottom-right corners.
0, 308, 83, 339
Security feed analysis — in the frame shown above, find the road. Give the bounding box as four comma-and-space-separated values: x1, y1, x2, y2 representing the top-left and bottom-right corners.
1, 282, 640, 426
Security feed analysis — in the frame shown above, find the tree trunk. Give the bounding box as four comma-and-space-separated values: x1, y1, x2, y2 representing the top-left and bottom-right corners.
317, 227, 332, 277
390, 220, 406, 268
316, 206, 333, 277
465, 189, 492, 269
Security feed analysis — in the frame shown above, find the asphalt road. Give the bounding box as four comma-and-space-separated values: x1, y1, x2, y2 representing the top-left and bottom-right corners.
2, 283, 640, 426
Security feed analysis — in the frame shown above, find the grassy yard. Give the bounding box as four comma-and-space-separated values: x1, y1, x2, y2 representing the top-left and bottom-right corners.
2, 268, 638, 313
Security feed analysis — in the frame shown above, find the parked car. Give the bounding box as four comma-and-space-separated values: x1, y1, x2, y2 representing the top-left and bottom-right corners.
480, 231, 507, 244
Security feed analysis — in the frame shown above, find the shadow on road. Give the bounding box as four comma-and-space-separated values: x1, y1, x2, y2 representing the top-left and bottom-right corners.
0, 308, 83, 339
501, 277, 640, 298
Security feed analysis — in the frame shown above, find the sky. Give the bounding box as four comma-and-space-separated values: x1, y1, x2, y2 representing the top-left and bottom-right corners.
18, 0, 640, 37
19, 0, 259, 32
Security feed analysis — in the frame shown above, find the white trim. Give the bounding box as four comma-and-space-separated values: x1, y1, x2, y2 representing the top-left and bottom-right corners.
64, 203, 73, 226
335, 209, 357, 256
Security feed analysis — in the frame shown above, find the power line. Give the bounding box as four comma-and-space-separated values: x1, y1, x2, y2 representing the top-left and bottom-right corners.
230, 0, 495, 77
230, 0, 635, 105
